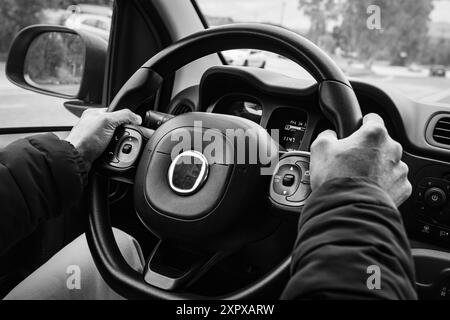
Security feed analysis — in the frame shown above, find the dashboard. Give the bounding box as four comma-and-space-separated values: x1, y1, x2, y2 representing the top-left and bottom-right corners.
165, 65, 450, 255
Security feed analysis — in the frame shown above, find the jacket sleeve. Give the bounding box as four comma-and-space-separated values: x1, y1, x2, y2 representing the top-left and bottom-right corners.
281, 177, 417, 300
0, 133, 88, 256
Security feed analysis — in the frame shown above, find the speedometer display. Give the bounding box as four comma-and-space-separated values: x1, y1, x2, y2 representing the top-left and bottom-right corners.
267, 108, 308, 151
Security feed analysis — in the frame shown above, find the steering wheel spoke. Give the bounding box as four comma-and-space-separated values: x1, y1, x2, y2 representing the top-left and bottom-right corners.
143, 241, 226, 291
98, 124, 154, 184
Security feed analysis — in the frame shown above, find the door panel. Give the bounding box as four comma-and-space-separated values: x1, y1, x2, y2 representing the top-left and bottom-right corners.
0, 131, 70, 148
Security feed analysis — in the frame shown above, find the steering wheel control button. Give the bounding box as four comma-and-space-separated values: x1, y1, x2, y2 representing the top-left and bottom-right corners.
105, 151, 119, 164
273, 164, 301, 196
282, 174, 295, 187
287, 184, 312, 203
168, 150, 209, 196
106, 128, 143, 169
269, 152, 312, 209
117, 137, 140, 162
303, 170, 311, 184
121, 143, 132, 154
296, 160, 311, 184
424, 187, 447, 208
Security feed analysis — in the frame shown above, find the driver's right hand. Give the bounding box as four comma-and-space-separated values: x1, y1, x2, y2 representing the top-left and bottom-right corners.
310, 113, 412, 207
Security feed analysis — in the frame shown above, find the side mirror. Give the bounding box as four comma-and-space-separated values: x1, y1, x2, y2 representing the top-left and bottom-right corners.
6, 25, 107, 105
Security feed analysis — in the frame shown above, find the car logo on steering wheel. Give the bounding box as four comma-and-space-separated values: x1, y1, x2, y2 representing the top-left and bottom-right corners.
168, 150, 209, 196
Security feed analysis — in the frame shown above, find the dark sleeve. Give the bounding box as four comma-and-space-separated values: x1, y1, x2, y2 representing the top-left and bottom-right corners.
0, 133, 88, 256
281, 177, 417, 300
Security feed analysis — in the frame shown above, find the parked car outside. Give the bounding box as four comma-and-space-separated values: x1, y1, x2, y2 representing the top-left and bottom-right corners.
222, 49, 266, 68
430, 65, 447, 77
64, 4, 112, 41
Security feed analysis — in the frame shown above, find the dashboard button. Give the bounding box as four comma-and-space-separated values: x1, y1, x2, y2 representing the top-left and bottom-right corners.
437, 281, 450, 300
424, 187, 447, 208
436, 228, 450, 243
416, 221, 437, 239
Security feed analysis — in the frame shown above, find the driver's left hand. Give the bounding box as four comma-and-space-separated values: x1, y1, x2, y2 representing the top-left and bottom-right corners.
65, 108, 142, 170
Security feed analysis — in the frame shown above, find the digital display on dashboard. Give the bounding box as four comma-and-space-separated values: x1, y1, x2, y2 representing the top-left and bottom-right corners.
267, 108, 308, 151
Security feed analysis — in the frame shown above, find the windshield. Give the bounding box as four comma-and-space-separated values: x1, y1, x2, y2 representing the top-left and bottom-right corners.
197, 0, 450, 105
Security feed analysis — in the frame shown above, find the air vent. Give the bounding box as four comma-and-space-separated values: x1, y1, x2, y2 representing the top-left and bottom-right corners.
432, 117, 450, 145
171, 103, 193, 115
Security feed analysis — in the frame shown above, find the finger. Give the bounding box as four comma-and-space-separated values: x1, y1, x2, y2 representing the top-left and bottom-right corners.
389, 139, 403, 163
316, 129, 338, 142
311, 130, 338, 154
362, 113, 385, 127
84, 107, 107, 115
394, 160, 409, 181
311, 129, 338, 150
395, 180, 412, 207
108, 109, 142, 127
355, 114, 388, 146
388, 161, 411, 207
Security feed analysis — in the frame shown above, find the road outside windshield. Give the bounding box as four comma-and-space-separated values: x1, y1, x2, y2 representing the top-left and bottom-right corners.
197, 0, 450, 105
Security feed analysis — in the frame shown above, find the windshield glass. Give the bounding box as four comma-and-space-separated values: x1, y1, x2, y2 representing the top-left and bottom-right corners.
197, 0, 450, 105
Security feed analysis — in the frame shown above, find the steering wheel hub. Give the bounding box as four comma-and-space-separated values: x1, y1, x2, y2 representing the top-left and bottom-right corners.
133, 112, 279, 252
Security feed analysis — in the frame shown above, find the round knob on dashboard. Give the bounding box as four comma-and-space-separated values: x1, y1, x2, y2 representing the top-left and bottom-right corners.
424, 187, 447, 208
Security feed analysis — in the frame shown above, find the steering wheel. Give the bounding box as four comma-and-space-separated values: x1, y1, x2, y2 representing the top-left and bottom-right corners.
86, 24, 363, 299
